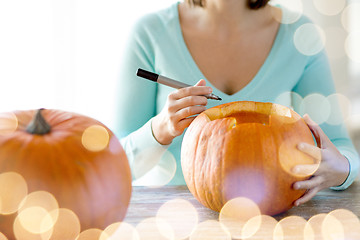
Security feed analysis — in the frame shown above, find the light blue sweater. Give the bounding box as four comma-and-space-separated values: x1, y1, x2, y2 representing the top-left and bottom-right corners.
115, 2, 359, 188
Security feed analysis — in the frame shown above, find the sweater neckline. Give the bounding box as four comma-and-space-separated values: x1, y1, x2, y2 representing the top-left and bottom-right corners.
172, 2, 285, 99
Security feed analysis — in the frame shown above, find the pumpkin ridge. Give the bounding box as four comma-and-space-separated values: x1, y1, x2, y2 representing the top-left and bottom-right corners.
194, 123, 210, 208
194, 124, 209, 206
216, 121, 228, 211
189, 122, 201, 201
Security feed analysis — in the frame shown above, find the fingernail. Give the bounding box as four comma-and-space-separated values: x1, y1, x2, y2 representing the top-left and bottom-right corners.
206, 87, 212, 93
293, 183, 300, 189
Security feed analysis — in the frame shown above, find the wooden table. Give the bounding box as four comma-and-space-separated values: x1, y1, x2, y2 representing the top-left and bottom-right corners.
124, 181, 360, 239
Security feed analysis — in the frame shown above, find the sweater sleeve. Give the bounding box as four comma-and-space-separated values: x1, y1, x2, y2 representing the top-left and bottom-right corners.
114, 16, 170, 180
292, 50, 360, 190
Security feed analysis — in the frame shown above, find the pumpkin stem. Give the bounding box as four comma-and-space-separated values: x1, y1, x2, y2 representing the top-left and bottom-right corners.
26, 108, 51, 135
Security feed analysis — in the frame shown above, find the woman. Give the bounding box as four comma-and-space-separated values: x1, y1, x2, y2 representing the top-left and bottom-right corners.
115, 0, 359, 206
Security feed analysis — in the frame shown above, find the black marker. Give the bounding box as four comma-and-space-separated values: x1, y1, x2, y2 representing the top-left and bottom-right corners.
136, 68, 222, 100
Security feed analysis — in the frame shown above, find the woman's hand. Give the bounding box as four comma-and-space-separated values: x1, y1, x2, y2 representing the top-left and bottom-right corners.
151, 79, 212, 145
292, 114, 350, 206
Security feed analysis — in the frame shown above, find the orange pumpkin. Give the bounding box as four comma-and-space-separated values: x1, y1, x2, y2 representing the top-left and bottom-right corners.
0, 109, 132, 238
181, 101, 316, 215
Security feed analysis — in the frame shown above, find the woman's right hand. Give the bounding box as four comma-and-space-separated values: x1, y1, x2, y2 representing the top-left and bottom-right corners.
152, 79, 212, 145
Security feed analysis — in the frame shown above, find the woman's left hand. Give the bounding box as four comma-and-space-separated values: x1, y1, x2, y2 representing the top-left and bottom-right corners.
292, 114, 350, 206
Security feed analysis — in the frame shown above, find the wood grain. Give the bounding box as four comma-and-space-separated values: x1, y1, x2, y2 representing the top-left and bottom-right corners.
123, 181, 360, 238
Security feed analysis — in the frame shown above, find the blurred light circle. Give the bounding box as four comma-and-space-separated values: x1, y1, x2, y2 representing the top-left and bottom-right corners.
132, 149, 177, 187
0, 172, 28, 215
322, 213, 344, 240
45, 208, 81, 240
17, 206, 53, 234
0, 232, 7, 240
299, 93, 331, 125
270, 0, 303, 24
274, 91, 303, 110
100, 222, 139, 240
345, 32, 360, 63
81, 125, 110, 152
0, 112, 18, 136
294, 23, 326, 56
190, 220, 231, 240
242, 215, 278, 240
136, 217, 174, 240
278, 141, 320, 178
219, 197, 261, 239
273, 216, 309, 240
304, 214, 327, 240
13, 213, 53, 240
18, 190, 59, 230
313, 0, 346, 16
324, 27, 347, 60
325, 209, 360, 239
156, 199, 198, 240
326, 93, 352, 125
341, 3, 360, 33
76, 228, 103, 240
19, 191, 59, 213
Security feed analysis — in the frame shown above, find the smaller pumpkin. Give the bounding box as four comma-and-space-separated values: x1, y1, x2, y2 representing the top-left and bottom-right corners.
181, 101, 316, 215
0, 109, 132, 239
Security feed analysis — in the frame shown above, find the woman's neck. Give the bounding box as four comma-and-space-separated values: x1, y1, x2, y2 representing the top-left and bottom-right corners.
180, 0, 274, 34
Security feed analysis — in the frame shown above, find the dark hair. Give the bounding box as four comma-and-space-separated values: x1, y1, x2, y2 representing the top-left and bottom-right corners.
186, 0, 270, 9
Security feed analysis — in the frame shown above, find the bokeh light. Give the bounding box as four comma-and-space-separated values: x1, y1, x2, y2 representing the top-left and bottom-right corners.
313, 0, 346, 16
341, 3, 360, 33
156, 199, 198, 240
81, 125, 110, 152
299, 93, 331, 125
304, 213, 327, 240
219, 197, 261, 239
13, 212, 53, 240
345, 32, 360, 63
270, 0, 303, 24
0, 112, 18, 136
100, 222, 140, 240
17, 206, 54, 234
324, 27, 347, 60
278, 140, 320, 178
325, 209, 360, 239
18, 191, 59, 212
321, 213, 344, 240
190, 220, 231, 240
326, 93, 352, 125
274, 91, 303, 110
136, 217, 174, 240
242, 215, 278, 240
0, 172, 28, 215
273, 216, 310, 240
294, 23, 326, 56
18, 191, 59, 228
132, 149, 177, 187
45, 208, 81, 240
0, 232, 7, 240
76, 228, 103, 240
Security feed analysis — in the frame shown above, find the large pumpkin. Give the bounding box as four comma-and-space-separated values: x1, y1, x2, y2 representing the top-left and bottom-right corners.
0, 109, 132, 238
181, 101, 316, 215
